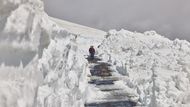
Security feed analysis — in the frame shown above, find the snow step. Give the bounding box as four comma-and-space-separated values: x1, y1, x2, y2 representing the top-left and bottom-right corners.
86, 58, 137, 106
90, 70, 112, 76
104, 91, 136, 100
85, 100, 137, 107
96, 85, 123, 92
89, 76, 119, 81
100, 88, 122, 92
94, 62, 112, 66
88, 79, 115, 85
88, 76, 119, 85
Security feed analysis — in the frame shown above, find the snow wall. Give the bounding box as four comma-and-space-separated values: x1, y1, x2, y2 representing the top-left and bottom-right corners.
98, 30, 190, 107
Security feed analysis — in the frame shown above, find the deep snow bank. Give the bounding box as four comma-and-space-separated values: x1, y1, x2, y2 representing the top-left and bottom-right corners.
36, 35, 89, 107
0, 0, 72, 107
0, 0, 54, 66
0, 0, 104, 107
0, 57, 43, 107
98, 29, 190, 107
0, 0, 45, 106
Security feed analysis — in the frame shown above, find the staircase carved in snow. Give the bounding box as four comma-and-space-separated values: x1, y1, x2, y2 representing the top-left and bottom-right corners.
84, 57, 137, 107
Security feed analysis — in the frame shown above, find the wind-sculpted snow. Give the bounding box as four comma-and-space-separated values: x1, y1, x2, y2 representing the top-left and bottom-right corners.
0, 56, 44, 107
1, 0, 190, 107
36, 35, 89, 107
98, 29, 190, 107
0, 0, 79, 107
0, 0, 54, 66
0, 0, 104, 106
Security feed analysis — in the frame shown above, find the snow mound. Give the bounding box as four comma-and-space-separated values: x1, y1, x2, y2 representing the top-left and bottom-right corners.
98, 29, 190, 107
36, 35, 89, 107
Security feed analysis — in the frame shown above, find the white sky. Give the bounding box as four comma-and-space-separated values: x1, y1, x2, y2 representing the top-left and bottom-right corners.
44, 0, 190, 41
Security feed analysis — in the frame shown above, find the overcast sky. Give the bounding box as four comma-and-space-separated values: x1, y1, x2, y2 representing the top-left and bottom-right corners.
44, 0, 190, 41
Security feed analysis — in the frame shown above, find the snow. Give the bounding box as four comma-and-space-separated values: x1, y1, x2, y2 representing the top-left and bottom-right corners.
50, 17, 106, 38
1, 0, 190, 107
36, 35, 91, 107
98, 29, 190, 107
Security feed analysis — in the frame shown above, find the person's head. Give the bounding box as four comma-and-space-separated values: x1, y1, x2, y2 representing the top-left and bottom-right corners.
90, 46, 94, 48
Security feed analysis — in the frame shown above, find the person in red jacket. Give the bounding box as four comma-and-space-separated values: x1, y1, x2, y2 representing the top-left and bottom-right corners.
89, 46, 95, 59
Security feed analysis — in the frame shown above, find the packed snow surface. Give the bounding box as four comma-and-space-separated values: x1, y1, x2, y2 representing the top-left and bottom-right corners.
1, 0, 190, 107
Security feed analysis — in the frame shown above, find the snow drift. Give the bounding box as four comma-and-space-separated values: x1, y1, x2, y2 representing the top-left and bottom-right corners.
0, 0, 104, 107
1, 0, 190, 107
98, 29, 190, 107
0, 0, 68, 106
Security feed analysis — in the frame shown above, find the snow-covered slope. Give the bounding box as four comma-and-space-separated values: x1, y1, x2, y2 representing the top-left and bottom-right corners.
1, 0, 190, 107
50, 17, 106, 38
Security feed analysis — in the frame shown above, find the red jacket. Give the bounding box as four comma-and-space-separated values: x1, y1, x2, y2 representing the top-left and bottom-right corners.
89, 47, 95, 54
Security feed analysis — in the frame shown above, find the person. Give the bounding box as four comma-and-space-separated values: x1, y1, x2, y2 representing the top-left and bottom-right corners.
89, 46, 95, 59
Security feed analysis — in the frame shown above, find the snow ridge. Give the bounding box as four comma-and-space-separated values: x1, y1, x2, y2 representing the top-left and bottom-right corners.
98, 29, 190, 107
